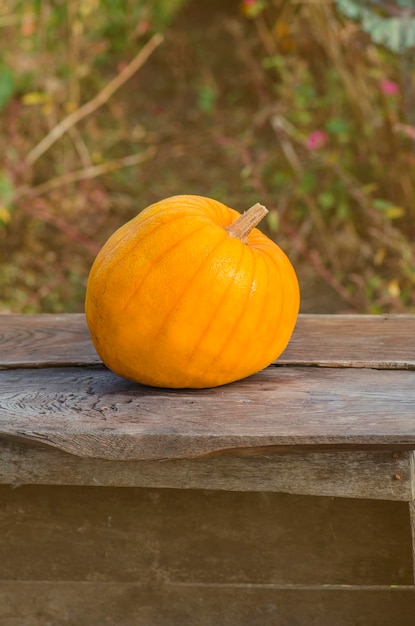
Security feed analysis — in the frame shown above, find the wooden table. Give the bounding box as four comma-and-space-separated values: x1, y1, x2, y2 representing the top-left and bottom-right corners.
1, 313, 415, 625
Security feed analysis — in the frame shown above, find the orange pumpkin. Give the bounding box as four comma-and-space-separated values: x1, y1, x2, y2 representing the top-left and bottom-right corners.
85, 194, 299, 388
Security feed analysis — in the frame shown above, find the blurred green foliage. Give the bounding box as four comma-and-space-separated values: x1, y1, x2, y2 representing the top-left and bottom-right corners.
240, 0, 415, 312
0, 64, 14, 110
1, 0, 415, 314
335, 0, 415, 53
0, 0, 186, 312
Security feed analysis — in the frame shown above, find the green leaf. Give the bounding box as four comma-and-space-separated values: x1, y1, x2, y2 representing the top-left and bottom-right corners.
373, 199, 391, 211
299, 171, 316, 194
334, 0, 415, 52
337, 200, 350, 220
318, 191, 336, 210
384, 206, 405, 220
0, 65, 14, 110
0, 171, 15, 227
325, 118, 350, 136
150, 0, 188, 28
295, 110, 312, 125
373, 198, 405, 219
197, 85, 217, 115
0, 171, 15, 206
267, 211, 279, 233
270, 170, 290, 189
262, 55, 286, 70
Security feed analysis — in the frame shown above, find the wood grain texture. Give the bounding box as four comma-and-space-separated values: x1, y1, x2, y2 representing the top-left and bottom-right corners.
283, 314, 415, 369
2, 313, 415, 625
0, 313, 100, 369
0, 485, 412, 585
0, 442, 411, 500
1, 313, 414, 369
1, 365, 415, 460
1, 582, 415, 626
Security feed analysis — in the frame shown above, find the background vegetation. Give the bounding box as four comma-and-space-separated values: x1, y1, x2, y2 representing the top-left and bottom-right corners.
1, 0, 414, 314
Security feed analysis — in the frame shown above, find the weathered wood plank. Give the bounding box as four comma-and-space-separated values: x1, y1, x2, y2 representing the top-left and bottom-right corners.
0, 313, 100, 369
1, 312, 414, 626
0, 442, 411, 500
1, 581, 415, 626
1, 313, 414, 370
283, 314, 415, 369
1, 366, 415, 460
0, 485, 412, 585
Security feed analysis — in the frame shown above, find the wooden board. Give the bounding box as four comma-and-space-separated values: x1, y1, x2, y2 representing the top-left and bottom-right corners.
0, 484, 414, 626
1, 365, 415, 460
284, 314, 415, 369
1, 314, 415, 625
0, 314, 100, 369
1, 313, 414, 370
2, 582, 415, 626
0, 442, 411, 501
0, 485, 412, 586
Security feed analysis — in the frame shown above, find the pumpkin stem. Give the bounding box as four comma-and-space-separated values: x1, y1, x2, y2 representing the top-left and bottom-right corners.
226, 203, 269, 243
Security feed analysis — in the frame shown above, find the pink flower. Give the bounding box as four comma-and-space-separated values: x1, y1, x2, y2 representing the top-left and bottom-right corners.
306, 130, 328, 151
394, 123, 415, 141
380, 79, 399, 96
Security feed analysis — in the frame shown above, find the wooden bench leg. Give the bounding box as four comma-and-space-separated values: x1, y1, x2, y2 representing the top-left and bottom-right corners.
410, 452, 415, 585
409, 500, 415, 585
